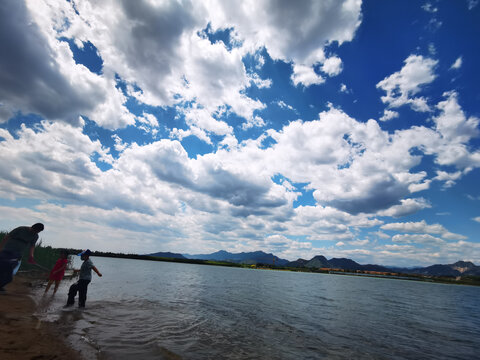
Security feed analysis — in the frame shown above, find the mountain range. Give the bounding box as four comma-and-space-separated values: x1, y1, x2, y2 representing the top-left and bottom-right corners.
183, 250, 289, 266
147, 250, 480, 277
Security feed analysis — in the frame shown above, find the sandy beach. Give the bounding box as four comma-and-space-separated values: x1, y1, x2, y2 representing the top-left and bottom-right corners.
0, 275, 83, 360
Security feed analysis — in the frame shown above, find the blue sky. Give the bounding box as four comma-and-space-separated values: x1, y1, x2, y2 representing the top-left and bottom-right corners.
0, 0, 479, 266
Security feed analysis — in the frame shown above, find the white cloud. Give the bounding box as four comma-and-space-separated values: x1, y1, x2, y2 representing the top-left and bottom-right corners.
408, 179, 431, 193
392, 233, 445, 245
1, 95, 477, 259
381, 220, 467, 240
0, 0, 135, 129
382, 220, 447, 234
276, 100, 295, 111
112, 134, 128, 153
372, 231, 390, 240
242, 115, 266, 130
433, 170, 463, 188
433, 91, 479, 144
138, 112, 159, 128
180, 105, 233, 141
376, 55, 437, 112
379, 109, 399, 122
210, 0, 362, 65
348, 239, 369, 246
422, 3, 438, 13
1, 0, 364, 134
210, 1, 361, 88
450, 56, 463, 70
291, 64, 325, 87
378, 198, 431, 217
442, 232, 468, 241
473, 217, 480, 223
249, 73, 272, 89
321, 56, 343, 76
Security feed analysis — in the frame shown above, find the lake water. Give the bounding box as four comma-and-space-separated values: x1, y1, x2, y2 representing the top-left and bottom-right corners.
34, 257, 480, 359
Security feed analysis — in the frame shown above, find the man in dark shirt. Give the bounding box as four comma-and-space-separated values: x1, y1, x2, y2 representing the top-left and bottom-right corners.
0, 223, 44, 290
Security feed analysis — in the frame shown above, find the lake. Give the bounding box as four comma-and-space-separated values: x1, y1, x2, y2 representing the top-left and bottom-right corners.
35, 257, 480, 359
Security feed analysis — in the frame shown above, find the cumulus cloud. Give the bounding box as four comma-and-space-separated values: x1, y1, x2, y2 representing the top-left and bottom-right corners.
382, 220, 447, 234
176, 105, 233, 144
0, 0, 135, 128
379, 109, 399, 122
376, 55, 437, 112
210, 0, 362, 64
433, 170, 463, 188
432, 91, 479, 144
340, 83, 349, 93
381, 220, 467, 240
377, 198, 431, 217
291, 64, 325, 87
392, 233, 445, 245
450, 56, 463, 70
23, 0, 361, 130
1, 89, 477, 258
0, 0, 365, 139
249, 73, 272, 89
321, 56, 343, 76
209, 0, 361, 87
0, 120, 107, 200
348, 239, 369, 246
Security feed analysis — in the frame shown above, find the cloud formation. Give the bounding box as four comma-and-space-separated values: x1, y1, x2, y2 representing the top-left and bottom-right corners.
0, 0, 478, 266
377, 55, 437, 112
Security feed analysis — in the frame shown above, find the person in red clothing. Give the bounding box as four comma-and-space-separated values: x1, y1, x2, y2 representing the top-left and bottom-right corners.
44, 250, 69, 295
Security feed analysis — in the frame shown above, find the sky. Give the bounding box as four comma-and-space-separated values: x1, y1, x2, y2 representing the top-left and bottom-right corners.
0, 0, 479, 267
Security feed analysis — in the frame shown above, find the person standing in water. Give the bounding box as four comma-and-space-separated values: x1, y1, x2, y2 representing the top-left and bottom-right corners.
44, 250, 69, 295
65, 249, 102, 308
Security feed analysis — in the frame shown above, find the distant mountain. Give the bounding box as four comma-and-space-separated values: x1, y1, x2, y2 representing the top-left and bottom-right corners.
147, 252, 186, 259
328, 258, 363, 270
399, 261, 480, 277
287, 258, 309, 267
304, 255, 330, 268
183, 250, 289, 266
451, 261, 479, 275
361, 264, 392, 272
286, 256, 479, 276
150, 249, 479, 278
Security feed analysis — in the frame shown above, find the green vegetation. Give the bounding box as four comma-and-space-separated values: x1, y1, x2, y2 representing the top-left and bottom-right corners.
19, 243, 74, 272
0, 231, 72, 273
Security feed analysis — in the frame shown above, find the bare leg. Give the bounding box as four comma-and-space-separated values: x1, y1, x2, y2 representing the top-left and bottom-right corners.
53, 280, 61, 294
45, 279, 54, 293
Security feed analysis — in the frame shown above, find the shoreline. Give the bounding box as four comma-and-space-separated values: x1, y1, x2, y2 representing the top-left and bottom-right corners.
0, 274, 84, 360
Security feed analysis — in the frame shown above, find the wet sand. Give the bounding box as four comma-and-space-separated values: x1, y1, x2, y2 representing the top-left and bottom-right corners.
0, 275, 83, 360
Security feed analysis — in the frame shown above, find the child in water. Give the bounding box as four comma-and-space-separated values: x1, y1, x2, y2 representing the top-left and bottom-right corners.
44, 250, 69, 295
65, 249, 102, 308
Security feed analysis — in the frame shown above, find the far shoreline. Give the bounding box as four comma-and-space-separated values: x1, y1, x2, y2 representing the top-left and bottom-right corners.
82, 251, 480, 287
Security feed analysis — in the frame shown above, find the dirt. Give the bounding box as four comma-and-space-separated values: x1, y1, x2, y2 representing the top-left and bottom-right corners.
0, 275, 83, 360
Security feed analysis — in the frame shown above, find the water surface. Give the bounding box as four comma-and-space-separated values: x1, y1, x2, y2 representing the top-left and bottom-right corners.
36, 257, 480, 359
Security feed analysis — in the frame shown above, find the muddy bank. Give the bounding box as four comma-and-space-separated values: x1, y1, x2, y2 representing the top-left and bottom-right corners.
0, 275, 83, 360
